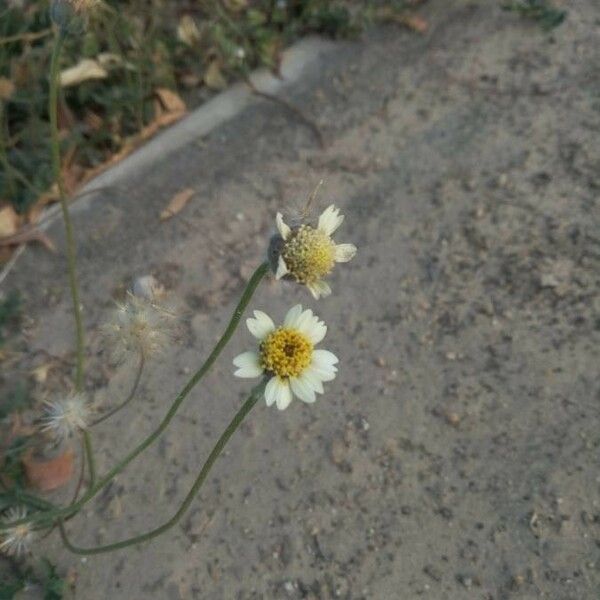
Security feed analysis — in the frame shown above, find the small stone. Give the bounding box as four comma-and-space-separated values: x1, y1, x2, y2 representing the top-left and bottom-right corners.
445, 412, 461, 427
330, 438, 347, 465
132, 275, 164, 300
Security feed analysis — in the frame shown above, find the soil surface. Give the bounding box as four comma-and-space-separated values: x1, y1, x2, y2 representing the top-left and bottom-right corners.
3, 0, 600, 598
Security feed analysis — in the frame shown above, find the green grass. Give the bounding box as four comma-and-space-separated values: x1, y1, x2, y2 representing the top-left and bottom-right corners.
502, 0, 567, 30
0, 558, 68, 600
0, 0, 375, 214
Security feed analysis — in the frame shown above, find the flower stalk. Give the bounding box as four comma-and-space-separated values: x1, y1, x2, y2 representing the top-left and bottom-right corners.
58, 379, 266, 554
49, 30, 85, 391
1, 262, 270, 531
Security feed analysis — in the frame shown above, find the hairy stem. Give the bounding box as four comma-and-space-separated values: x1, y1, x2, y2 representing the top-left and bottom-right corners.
49, 31, 85, 391
59, 380, 266, 554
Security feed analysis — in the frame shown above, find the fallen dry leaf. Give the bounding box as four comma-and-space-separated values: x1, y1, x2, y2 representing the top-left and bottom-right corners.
23, 448, 74, 491
204, 60, 227, 90
0, 225, 56, 253
376, 8, 429, 33
177, 15, 202, 47
0, 77, 15, 100
31, 362, 54, 384
60, 58, 108, 87
160, 188, 195, 221
0, 205, 20, 237
155, 87, 187, 114
396, 13, 428, 33
223, 0, 248, 12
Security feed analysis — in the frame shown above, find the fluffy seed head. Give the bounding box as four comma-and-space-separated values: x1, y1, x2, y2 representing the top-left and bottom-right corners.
103, 294, 173, 363
0, 507, 34, 557
40, 393, 90, 441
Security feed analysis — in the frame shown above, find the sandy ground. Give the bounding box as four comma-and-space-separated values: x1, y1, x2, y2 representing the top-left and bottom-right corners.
2, 0, 600, 598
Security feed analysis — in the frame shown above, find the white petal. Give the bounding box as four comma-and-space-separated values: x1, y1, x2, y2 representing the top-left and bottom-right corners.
312, 349, 339, 371
295, 309, 327, 344
318, 205, 345, 236
284, 304, 303, 328
308, 362, 337, 382
290, 375, 317, 403
276, 212, 291, 240
275, 255, 289, 280
233, 351, 263, 378
247, 310, 275, 340
307, 280, 332, 299
265, 377, 292, 410
302, 368, 325, 394
334, 243, 357, 263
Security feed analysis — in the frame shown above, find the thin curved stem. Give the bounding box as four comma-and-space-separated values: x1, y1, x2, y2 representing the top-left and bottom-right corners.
82, 430, 95, 487
1, 262, 269, 530
70, 435, 87, 505
90, 352, 144, 427
49, 31, 85, 391
59, 380, 266, 554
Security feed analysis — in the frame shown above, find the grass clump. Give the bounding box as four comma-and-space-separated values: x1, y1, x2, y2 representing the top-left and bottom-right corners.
502, 0, 567, 30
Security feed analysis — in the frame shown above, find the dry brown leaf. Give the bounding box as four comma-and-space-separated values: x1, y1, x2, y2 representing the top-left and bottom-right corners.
396, 14, 428, 33
0, 205, 20, 237
26, 191, 57, 225
54, 110, 186, 194
60, 58, 108, 87
204, 60, 227, 90
177, 15, 202, 47
23, 448, 74, 491
31, 362, 54, 384
0, 225, 56, 253
376, 8, 429, 33
0, 77, 15, 100
160, 188, 195, 221
223, 0, 248, 12
155, 87, 187, 114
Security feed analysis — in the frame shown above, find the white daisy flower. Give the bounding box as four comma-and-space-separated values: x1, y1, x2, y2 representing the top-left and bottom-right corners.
0, 507, 34, 557
271, 205, 357, 299
233, 305, 338, 410
40, 392, 90, 441
103, 293, 174, 363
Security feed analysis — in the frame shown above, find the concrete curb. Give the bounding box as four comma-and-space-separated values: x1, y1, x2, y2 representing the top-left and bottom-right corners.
69, 36, 335, 215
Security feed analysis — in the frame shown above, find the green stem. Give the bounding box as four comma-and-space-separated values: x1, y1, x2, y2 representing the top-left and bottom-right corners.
49, 31, 85, 391
59, 380, 266, 554
13, 490, 55, 512
2, 262, 269, 530
90, 352, 144, 427
82, 430, 96, 487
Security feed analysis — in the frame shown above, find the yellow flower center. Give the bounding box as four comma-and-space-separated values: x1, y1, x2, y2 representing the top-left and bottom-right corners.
260, 327, 313, 378
282, 225, 336, 284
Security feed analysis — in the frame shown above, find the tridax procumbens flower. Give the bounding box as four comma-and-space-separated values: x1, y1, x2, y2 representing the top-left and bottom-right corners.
0, 507, 34, 557
103, 293, 174, 363
233, 305, 338, 410
40, 392, 90, 441
270, 205, 357, 299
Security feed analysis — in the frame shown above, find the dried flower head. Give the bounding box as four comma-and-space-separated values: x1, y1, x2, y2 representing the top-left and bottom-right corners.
270, 205, 357, 299
103, 293, 174, 363
0, 507, 34, 557
50, 0, 99, 31
233, 305, 338, 410
40, 393, 90, 441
